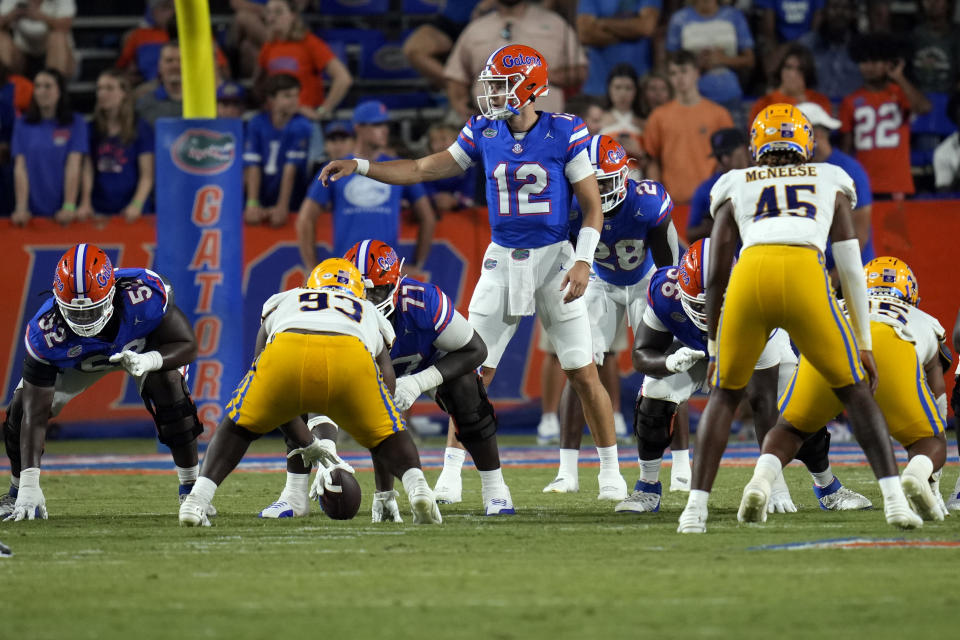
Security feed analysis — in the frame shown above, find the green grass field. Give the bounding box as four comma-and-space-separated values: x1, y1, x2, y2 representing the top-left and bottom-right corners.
2, 437, 959, 640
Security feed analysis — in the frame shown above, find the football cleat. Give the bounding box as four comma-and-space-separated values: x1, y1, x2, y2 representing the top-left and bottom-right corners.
929, 469, 949, 518
597, 470, 628, 501
901, 473, 944, 522
178, 494, 212, 527
408, 485, 442, 525
258, 497, 309, 519
738, 479, 771, 523
433, 471, 462, 504
372, 490, 403, 523
677, 503, 707, 533
946, 492, 960, 512
0, 488, 17, 518
0, 539, 11, 557
884, 501, 923, 530
536, 413, 560, 445
483, 485, 516, 516
813, 477, 872, 511
670, 461, 691, 493
542, 474, 579, 493
614, 480, 661, 513
180, 484, 218, 517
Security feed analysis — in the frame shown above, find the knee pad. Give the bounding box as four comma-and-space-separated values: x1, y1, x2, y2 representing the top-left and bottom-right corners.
795, 426, 831, 473
435, 373, 497, 445
634, 395, 677, 460
142, 374, 203, 448
4, 394, 23, 475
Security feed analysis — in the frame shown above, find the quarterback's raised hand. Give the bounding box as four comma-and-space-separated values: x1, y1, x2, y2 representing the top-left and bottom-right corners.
561, 261, 591, 303
109, 350, 163, 377
318, 159, 358, 186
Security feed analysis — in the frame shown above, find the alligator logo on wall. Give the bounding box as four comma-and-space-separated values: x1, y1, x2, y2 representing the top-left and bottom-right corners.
170, 129, 236, 176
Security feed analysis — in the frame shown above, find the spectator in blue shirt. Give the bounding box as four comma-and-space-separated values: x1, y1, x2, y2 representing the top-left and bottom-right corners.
576, 0, 661, 97
243, 73, 312, 227
11, 68, 87, 226
686, 127, 750, 243
296, 99, 436, 274
796, 101, 874, 269
666, 0, 755, 123
422, 121, 475, 213
78, 69, 154, 223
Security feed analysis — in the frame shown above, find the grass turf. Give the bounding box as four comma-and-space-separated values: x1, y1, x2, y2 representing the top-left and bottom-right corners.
1, 437, 958, 640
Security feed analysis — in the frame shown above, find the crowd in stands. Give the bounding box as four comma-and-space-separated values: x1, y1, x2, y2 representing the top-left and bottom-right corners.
1, 0, 960, 227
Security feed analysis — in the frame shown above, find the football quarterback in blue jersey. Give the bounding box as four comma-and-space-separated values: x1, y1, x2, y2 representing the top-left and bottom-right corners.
542, 135, 679, 495
320, 44, 629, 498
2, 244, 203, 521
261, 240, 513, 520
621, 239, 870, 515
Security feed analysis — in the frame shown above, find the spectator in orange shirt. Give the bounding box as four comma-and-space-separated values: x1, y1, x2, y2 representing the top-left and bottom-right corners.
255, 0, 352, 119
642, 50, 733, 204
749, 43, 832, 126
840, 34, 931, 199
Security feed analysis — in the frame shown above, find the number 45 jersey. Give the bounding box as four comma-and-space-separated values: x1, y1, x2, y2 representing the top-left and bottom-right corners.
709, 163, 856, 252
24, 268, 169, 371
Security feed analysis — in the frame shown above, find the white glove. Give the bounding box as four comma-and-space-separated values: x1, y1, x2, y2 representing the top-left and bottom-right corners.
372, 490, 403, 523
665, 347, 707, 374
4, 468, 47, 522
288, 438, 353, 471
392, 366, 443, 411
309, 460, 357, 503
767, 473, 797, 514
931, 470, 950, 518
108, 350, 163, 377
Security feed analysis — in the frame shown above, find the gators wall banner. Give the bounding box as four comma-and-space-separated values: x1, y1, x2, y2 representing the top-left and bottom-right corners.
0, 201, 958, 435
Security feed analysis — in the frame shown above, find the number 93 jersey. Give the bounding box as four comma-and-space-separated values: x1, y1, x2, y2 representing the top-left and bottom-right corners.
260, 287, 395, 357
709, 163, 856, 253
24, 268, 169, 371
863, 296, 949, 367
448, 113, 594, 249
570, 178, 672, 286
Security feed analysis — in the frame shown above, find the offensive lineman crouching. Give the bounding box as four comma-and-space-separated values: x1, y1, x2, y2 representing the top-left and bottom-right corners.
2, 244, 204, 521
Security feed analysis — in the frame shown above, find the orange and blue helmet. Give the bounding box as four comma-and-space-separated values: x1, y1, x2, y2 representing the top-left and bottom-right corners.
477, 44, 549, 120
749, 103, 814, 162
307, 258, 366, 301
864, 256, 919, 306
344, 239, 403, 316
53, 243, 117, 337
677, 238, 710, 331
587, 134, 628, 214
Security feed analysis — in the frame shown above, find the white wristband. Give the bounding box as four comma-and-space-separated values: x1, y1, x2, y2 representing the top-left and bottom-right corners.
143, 350, 164, 372
707, 339, 717, 359
411, 365, 444, 394
574, 226, 601, 266
20, 467, 40, 489
355, 158, 370, 176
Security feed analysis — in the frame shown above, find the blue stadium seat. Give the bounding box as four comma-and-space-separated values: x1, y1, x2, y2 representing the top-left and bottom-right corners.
360, 31, 418, 80
910, 92, 957, 167
403, 0, 443, 13
319, 0, 389, 15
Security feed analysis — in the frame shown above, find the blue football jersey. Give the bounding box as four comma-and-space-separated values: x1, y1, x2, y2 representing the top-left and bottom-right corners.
389, 276, 456, 377
453, 112, 591, 248
570, 178, 673, 286
24, 268, 169, 372
243, 112, 312, 208
646, 266, 706, 352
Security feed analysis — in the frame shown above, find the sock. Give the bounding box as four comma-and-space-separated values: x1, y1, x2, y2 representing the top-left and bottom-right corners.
878, 475, 907, 506
10, 474, 19, 490
671, 449, 690, 471
402, 468, 428, 495
640, 458, 662, 483
753, 454, 782, 486
191, 476, 218, 505
904, 455, 933, 482
687, 489, 709, 510
176, 464, 199, 487
596, 444, 619, 473
478, 468, 505, 491
283, 472, 310, 502
558, 448, 579, 477
441, 447, 466, 475
810, 465, 834, 488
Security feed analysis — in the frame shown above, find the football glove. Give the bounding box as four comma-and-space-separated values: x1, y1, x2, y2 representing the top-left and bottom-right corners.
4, 468, 47, 522
371, 490, 403, 523
108, 350, 163, 377
393, 366, 443, 411
289, 438, 354, 472
665, 347, 707, 374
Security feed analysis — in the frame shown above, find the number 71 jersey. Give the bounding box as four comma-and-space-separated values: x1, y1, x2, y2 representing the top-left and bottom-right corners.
709, 162, 856, 253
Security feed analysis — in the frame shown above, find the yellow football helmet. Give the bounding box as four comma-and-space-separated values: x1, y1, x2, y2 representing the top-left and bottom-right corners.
864, 256, 918, 306
749, 103, 814, 162
307, 258, 367, 300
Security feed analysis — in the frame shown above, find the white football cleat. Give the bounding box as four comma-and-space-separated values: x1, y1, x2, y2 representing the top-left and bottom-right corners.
179, 494, 212, 527
884, 500, 923, 530
0, 490, 16, 519
738, 479, 770, 523
597, 470, 628, 501
258, 496, 309, 519
542, 474, 579, 493
813, 477, 872, 510
371, 490, 403, 523
482, 485, 515, 516
902, 473, 944, 522
615, 481, 661, 513
670, 463, 691, 492
677, 503, 707, 533
180, 485, 217, 517
433, 471, 462, 504
536, 413, 560, 445
408, 485, 442, 524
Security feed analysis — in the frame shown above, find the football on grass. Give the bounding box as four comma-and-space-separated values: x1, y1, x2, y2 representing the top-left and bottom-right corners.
319, 468, 362, 520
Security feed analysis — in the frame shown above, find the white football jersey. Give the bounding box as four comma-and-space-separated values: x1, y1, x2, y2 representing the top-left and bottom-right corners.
260, 287, 395, 356
864, 296, 946, 365
709, 162, 857, 252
